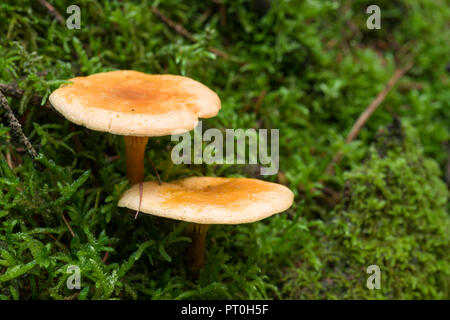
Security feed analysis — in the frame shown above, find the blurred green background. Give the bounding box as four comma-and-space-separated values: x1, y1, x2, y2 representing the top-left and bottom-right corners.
0, 0, 448, 299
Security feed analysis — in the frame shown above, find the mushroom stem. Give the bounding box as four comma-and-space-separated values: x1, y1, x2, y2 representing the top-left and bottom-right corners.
124, 136, 149, 184
187, 223, 210, 269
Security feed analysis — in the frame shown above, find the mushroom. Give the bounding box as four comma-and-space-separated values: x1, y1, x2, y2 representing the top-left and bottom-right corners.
118, 177, 294, 269
49, 70, 220, 184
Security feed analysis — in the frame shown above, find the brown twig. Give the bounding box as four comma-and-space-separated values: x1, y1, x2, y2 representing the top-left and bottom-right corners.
152, 7, 195, 42
135, 182, 144, 219
102, 232, 117, 263
60, 212, 75, 237
147, 154, 162, 185
254, 89, 268, 113
346, 61, 413, 143
242, 89, 268, 113
45, 232, 67, 250
37, 0, 64, 25
326, 59, 414, 175
151, 7, 240, 63
0, 91, 39, 162
208, 47, 234, 61
102, 251, 110, 263
5, 150, 14, 169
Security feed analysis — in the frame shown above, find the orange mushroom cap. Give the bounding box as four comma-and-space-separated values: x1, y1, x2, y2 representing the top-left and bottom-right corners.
49, 70, 221, 136
118, 177, 294, 224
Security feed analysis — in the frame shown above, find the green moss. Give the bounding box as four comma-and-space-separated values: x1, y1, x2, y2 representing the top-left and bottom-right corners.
285, 119, 450, 299
0, 0, 449, 299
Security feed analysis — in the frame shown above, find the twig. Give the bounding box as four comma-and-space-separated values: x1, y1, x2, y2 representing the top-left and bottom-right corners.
345, 61, 413, 144
147, 154, 162, 185
242, 89, 268, 113
60, 212, 75, 237
37, 0, 64, 25
208, 47, 234, 61
45, 232, 67, 250
102, 251, 110, 263
135, 182, 143, 219
152, 7, 195, 42
102, 232, 117, 263
5, 150, 14, 169
0, 91, 39, 162
0, 83, 52, 109
326, 60, 413, 175
151, 7, 240, 63
254, 89, 268, 113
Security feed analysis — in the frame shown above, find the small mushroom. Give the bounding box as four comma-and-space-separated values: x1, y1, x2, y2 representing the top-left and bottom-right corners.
49, 70, 220, 184
118, 177, 294, 269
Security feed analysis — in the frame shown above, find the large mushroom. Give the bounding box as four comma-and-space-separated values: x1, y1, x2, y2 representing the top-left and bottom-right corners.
49, 70, 220, 184
118, 177, 294, 269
